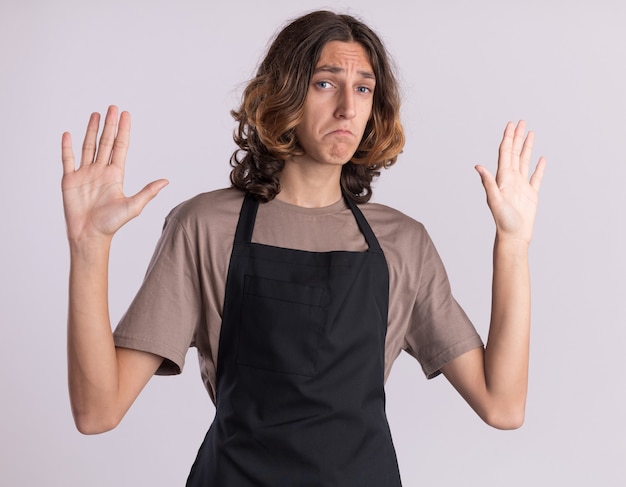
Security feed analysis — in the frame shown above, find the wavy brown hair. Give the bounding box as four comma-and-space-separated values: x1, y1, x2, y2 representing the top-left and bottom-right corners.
230, 10, 405, 203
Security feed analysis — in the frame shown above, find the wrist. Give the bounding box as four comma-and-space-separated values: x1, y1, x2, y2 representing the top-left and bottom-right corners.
68, 235, 112, 261
493, 234, 530, 257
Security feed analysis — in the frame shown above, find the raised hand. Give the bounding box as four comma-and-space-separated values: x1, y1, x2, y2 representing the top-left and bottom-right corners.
441, 122, 546, 429
61, 105, 168, 243
475, 121, 546, 244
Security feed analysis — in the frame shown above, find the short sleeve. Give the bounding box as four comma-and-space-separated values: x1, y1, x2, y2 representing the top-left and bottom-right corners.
113, 214, 202, 375
402, 229, 484, 379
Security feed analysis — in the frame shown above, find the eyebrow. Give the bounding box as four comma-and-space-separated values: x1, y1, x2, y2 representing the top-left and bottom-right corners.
313, 65, 376, 80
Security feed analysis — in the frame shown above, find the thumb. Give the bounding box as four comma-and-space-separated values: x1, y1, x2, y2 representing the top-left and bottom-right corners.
127, 179, 169, 218
474, 164, 498, 196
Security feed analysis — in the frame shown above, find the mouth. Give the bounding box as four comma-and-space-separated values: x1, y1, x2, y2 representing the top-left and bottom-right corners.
328, 129, 354, 137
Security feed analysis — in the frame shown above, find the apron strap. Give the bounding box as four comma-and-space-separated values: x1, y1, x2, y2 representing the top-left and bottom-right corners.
343, 193, 383, 253
233, 192, 259, 245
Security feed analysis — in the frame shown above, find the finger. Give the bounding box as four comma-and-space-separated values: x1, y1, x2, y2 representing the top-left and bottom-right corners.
529, 156, 546, 192
126, 179, 170, 219
497, 121, 515, 171
110, 111, 131, 170
510, 120, 526, 171
475, 164, 500, 205
519, 130, 535, 179
61, 132, 76, 175
94, 105, 119, 164
80, 112, 101, 166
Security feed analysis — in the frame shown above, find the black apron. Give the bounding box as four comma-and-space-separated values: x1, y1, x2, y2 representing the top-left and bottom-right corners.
187, 193, 402, 486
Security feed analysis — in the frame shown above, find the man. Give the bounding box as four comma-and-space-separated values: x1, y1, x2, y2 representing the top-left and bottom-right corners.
61, 10, 545, 486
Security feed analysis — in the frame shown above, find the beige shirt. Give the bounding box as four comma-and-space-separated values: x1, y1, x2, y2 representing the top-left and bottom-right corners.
114, 188, 483, 403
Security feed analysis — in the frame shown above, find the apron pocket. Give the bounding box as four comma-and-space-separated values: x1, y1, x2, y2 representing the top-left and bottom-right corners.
237, 274, 327, 376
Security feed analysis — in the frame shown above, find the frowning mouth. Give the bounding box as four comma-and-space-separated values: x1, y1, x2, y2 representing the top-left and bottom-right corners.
328, 129, 354, 137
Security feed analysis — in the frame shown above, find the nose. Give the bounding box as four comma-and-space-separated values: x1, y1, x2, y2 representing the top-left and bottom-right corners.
334, 89, 356, 120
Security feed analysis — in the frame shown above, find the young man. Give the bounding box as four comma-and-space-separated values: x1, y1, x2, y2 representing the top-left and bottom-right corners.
61, 10, 545, 486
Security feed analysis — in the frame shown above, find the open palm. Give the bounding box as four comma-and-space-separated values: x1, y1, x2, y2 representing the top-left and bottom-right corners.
61, 106, 168, 242
475, 121, 546, 244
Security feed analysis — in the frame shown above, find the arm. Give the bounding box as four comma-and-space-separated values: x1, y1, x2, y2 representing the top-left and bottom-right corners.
441, 120, 546, 430
62, 106, 168, 434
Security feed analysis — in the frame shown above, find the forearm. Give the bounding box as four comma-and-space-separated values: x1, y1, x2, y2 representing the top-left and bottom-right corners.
67, 238, 121, 433
483, 236, 531, 419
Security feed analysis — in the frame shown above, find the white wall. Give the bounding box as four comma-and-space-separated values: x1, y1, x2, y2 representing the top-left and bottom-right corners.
1, 0, 624, 485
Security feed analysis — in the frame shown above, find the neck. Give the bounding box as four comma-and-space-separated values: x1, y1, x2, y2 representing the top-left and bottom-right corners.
276, 160, 343, 208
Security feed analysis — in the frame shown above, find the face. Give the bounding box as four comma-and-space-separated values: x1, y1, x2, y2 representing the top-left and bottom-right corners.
293, 41, 375, 169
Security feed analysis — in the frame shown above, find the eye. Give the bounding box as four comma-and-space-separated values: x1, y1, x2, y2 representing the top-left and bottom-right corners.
316, 81, 333, 89
356, 86, 373, 94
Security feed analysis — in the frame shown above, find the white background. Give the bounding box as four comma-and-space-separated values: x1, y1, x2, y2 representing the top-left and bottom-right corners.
1, 0, 625, 485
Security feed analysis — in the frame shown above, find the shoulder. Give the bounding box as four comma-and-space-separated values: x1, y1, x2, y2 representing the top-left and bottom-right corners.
151, 188, 245, 266
359, 201, 443, 282
360, 202, 430, 248
166, 187, 245, 228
